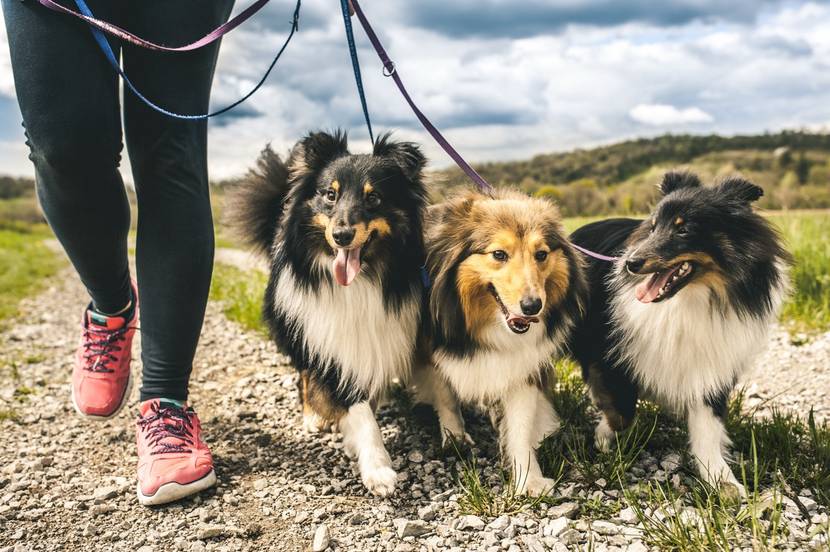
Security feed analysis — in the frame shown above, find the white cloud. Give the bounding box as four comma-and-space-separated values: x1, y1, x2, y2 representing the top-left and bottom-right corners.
0, 25, 14, 97
629, 104, 714, 126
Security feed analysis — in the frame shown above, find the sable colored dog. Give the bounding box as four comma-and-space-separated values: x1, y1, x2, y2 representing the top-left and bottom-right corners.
569, 172, 790, 494
230, 131, 427, 497
413, 190, 587, 496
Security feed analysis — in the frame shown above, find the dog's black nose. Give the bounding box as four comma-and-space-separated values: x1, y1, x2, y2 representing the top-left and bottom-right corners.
626, 258, 645, 274
332, 226, 355, 247
520, 296, 543, 316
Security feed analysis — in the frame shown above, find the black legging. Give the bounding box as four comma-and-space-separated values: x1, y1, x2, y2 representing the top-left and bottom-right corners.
2, 0, 234, 402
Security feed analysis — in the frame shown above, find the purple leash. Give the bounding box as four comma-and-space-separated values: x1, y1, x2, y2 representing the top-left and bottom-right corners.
36, 0, 270, 51
571, 244, 620, 263
348, 0, 493, 195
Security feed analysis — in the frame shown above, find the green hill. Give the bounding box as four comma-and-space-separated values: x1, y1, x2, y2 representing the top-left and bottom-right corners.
435, 131, 830, 216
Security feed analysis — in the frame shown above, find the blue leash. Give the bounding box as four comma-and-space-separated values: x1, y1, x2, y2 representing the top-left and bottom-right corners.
339, 0, 374, 144
73, 0, 301, 120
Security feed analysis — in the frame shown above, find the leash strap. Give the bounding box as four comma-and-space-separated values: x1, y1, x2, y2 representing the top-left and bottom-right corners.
572, 244, 620, 263
339, 0, 374, 144
347, 1, 616, 262
37, 0, 270, 52
71, 0, 301, 120
347, 0, 493, 194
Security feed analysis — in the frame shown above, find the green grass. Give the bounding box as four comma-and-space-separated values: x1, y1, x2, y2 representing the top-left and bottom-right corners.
770, 212, 830, 334
625, 438, 790, 551
452, 358, 830, 548
209, 262, 269, 335
727, 394, 830, 507
0, 224, 62, 327
455, 455, 560, 516
562, 215, 605, 234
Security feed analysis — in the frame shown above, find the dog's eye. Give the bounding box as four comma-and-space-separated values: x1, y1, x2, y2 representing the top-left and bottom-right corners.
366, 192, 382, 209
492, 250, 508, 262
324, 188, 337, 202
534, 250, 548, 262
677, 225, 688, 236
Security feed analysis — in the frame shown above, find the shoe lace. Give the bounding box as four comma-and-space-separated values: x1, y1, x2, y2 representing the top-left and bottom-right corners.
82, 325, 132, 373
137, 403, 195, 455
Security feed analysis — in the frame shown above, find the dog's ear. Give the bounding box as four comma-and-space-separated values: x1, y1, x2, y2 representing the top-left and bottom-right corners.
719, 177, 764, 204
427, 196, 476, 352
373, 134, 427, 181
290, 130, 349, 176
660, 171, 701, 195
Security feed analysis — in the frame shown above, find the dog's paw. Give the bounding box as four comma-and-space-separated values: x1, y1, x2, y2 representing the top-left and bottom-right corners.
711, 470, 746, 500
440, 427, 475, 450
302, 411, 330, 434
718, 480, 747, 502
518, 475, 557, 497
594, 420, 615, 453
361, 465, 397, 497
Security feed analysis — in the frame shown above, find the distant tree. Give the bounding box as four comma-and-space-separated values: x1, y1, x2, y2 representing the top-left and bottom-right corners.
0, 176, 34, 199
808, 162, 830, 187
796, 152, 811, 185
777, 171, 800, 209
534, 185, 561, 200
775, 146, 792, 168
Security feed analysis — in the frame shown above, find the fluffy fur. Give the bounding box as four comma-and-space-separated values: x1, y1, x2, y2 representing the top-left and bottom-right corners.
569, 172, 791, 493
230, 131, 428, 496
413, 190, 587, 496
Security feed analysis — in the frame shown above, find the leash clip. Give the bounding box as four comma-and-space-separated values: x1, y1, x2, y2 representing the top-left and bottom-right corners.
420, 265, 431, 289
382, 61, 396, 77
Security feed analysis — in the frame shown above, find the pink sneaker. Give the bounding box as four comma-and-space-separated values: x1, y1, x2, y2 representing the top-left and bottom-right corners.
71, 287, 138, 419
136, 399, 216, 506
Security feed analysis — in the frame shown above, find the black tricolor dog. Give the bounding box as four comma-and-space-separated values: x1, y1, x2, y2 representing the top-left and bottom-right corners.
569, 172, 790, 494
229, 131, 427, 496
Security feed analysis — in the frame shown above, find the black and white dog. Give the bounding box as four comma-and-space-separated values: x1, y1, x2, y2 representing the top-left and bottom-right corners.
230, 131, 428, 496
569, 172, 790, 493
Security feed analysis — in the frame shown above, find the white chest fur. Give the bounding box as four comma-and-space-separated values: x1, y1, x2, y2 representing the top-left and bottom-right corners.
272, 265, 420, 399
435, 317, 566, 405
609, 280, 784, 412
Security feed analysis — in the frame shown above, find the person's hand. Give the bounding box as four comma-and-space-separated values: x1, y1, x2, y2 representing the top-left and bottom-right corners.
348, 0, 355, 16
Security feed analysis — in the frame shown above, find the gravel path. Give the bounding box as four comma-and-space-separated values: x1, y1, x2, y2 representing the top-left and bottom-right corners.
0, 265, 828, 552
743, 329, 830, 421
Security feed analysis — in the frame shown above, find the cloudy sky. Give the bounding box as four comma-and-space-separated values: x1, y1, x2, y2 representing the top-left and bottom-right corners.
1, 0, 829, 179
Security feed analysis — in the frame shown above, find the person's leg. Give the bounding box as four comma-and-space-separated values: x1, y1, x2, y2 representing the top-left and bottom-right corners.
124, 0, 233, 506
123, 0, 233, 403
3, 0, 140, 419
1, 0, 131, 314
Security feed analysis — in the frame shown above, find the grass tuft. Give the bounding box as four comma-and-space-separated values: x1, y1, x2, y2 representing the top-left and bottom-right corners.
625, 434, 789, 551
455, 454, 562, 516
771, 212, 830, 334
727, 393, 830, 506
0, 409, 19, 422
0, 225, 62, 327
209, 262, 269, 335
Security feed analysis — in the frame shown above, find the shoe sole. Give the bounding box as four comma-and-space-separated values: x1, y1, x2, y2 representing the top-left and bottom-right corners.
71, 371, 133, 421
137, 469, 217, 507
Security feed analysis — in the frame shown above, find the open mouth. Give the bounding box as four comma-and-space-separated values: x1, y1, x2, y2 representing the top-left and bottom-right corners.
488, 284, 540, 334
634, 261, 694, 303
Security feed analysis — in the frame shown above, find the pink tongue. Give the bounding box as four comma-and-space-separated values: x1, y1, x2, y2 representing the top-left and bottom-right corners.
507, 314, 539, 324
333, 247, 362, 286
635, 270, 674, 303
